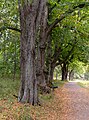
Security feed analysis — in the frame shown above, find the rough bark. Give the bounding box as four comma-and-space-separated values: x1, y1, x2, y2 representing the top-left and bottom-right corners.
36, 1, 48, 87
45, 36, 52, 83
18, 0, 47, 105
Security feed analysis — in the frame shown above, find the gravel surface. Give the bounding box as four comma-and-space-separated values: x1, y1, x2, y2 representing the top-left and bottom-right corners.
58, 82, 89, 120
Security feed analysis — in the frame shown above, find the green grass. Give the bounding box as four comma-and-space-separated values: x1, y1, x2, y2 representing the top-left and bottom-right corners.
78, 81, 89, 88
0, 78, 33, 120
40, 92, 53, 101
52, 80, 67, 87
0, 78, 20, 100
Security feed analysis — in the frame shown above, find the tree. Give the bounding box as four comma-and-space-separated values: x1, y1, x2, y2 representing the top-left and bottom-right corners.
45, 1, 89, 82
18, 0, 48, 105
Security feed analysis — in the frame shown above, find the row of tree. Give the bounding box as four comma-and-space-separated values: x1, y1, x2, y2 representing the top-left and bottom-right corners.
0, 0, 89, 105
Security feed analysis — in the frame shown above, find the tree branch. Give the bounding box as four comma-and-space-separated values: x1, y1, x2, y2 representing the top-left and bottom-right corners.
0, 26, 21, 33
7, 27, 21, 32
47, 2, 89, 36
63, 40, 77, 63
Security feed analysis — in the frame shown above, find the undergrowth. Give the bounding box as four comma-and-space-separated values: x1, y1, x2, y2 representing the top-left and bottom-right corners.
0, 78, 20, 100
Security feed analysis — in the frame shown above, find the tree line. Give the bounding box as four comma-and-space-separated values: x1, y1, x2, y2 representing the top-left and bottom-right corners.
0, 0, 89, 105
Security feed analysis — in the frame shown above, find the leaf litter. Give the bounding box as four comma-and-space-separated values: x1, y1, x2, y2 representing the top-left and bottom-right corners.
1, 82, 89, 120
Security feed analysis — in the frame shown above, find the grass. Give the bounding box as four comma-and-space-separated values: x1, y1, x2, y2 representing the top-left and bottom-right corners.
0, 78, 32, 120
0, 78, 20, 100
53, 79, 67, 87
78, 80, 89, 88
0, 78, 65, 120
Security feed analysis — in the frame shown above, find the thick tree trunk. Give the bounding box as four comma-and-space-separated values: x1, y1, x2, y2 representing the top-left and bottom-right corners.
36, 48, 46, 86
45, 36, 52, 83
36, 1, 48, 87
46, 63, 55, 87
18, 0, 47, 105
61, 63, 68, 81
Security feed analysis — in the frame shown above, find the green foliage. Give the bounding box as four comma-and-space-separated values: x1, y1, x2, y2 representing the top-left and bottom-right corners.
0, 30, 20, 77
0, 0, 20, 77
0, 0, 89, 81
49, 0, 89, 73
69, 60, 85, 73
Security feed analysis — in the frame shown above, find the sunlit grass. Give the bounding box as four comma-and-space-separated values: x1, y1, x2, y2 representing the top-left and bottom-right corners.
53, 79, 67, 87
78, 80, 89, 88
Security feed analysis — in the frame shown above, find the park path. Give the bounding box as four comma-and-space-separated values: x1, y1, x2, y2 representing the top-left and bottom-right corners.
57, 81, 89, 120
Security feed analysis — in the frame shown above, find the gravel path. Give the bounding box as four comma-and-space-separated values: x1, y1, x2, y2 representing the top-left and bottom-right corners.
58, 82, 89, 120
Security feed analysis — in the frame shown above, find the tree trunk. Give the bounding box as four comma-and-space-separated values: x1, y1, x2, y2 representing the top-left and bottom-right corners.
45, 36, 52, 83
61, 63, 68, 81
69, 70, 74, 81
18, 0, 47, 105
36, 1, 48, 87
47, 63, 55, 87
49, 65, 55, 82
13, 40, 17, 80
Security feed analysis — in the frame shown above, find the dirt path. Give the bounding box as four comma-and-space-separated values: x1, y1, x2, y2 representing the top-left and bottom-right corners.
57, 81, 89, 120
